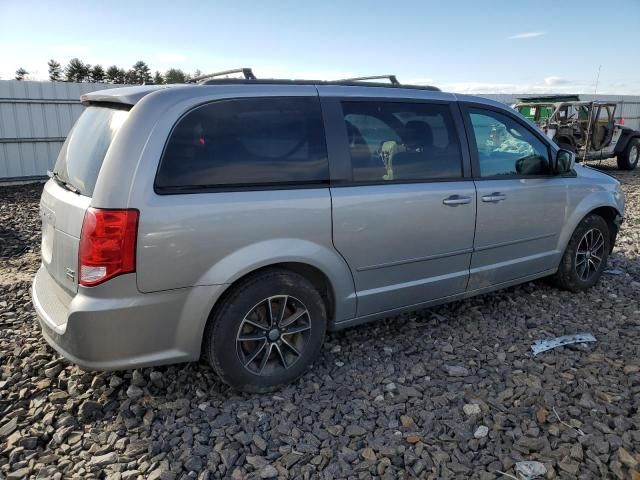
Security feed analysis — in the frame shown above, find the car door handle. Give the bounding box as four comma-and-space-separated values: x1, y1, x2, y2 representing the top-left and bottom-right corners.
481, 192, 507, 203
442, 195, 472, 206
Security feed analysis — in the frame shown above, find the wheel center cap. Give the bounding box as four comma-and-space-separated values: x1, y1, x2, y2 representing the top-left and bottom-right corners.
586, 251, 591, 259
268, 329, 280, 341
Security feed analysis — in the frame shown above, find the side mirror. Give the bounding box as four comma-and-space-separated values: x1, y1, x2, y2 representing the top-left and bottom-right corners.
554, 149, 575, 174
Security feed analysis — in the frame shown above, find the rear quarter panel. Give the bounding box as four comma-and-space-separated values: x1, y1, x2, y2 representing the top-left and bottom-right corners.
124, 86, 357, 323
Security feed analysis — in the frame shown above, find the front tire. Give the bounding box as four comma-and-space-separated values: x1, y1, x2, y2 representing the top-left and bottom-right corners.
617, 137, 640, 170
203, 269, 327, 392
553, 214, 610, 292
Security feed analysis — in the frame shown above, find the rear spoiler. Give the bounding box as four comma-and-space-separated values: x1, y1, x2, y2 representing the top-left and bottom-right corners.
80, 85, 173, 106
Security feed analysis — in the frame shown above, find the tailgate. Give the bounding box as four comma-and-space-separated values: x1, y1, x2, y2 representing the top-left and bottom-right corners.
40, 180, 91, 294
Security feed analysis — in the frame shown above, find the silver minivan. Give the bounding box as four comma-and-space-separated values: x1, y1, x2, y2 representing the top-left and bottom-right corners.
32, 73, 625, 391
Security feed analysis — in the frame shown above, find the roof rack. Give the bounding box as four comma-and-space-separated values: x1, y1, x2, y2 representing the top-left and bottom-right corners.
336, 75, 400, 86
190, 68, 256, 84
193, 68, 439, 91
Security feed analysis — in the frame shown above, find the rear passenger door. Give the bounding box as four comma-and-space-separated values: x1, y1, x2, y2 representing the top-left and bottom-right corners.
320, 88, 476, 317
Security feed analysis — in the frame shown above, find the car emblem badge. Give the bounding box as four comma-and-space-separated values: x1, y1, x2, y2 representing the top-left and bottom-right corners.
65, 268, 76, 281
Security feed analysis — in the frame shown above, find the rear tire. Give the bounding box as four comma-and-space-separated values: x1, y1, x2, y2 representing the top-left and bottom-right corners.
617, 137, 640, 170
203, 269, 326, 392
553, 214, 610, 292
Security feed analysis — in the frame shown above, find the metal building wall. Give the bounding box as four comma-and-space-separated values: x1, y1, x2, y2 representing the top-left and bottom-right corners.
0, 80, 122, 181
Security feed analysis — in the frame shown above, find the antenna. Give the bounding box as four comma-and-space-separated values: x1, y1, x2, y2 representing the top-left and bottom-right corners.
583, 65, 602, 163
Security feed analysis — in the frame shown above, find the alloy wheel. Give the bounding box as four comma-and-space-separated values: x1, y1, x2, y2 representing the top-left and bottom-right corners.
575, 228, 605, 281
236, 295, 311, 376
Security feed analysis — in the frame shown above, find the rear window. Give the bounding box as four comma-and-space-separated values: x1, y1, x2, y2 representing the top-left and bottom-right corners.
54, 105, 130, 196
155, 97, 329, 191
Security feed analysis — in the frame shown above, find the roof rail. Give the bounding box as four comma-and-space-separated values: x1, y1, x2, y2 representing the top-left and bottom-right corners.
190, 68, 256, 83
337, 75, 400, 86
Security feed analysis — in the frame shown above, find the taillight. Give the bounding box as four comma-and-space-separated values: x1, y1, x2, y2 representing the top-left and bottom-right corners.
78, 208, 139, 287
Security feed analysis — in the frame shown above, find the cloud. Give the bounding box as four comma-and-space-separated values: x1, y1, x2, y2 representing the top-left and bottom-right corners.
440, 79, 584, 94
508, 31, 545, 40
544, 76, 570, 86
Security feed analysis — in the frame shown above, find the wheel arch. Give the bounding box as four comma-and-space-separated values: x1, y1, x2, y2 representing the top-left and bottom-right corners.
586, 205, 621, 252
198, 261, 343, 362
614, 129, 640, 155
199, 238, 356, 317
559, 201, 622, 258
555, 134, 576, 147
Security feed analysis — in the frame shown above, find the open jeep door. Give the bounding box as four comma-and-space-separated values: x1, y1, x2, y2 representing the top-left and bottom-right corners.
590, 103, 616, 150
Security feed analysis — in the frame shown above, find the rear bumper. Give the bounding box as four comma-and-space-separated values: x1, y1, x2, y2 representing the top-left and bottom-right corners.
31, 265, 223, 370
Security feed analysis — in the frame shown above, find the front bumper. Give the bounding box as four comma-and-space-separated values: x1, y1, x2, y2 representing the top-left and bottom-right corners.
31, 265, 223, 370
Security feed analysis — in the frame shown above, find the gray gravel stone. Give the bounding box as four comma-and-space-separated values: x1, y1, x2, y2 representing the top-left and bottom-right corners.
443, 365, 469, 377
126, 384, 143, 399
259, 465, 278, 478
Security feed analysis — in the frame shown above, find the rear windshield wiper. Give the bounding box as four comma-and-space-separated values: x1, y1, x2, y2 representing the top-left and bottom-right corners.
48, 170, 80, 194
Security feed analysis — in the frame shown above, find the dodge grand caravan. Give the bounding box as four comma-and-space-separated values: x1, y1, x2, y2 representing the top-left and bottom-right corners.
32, 72, 625, 391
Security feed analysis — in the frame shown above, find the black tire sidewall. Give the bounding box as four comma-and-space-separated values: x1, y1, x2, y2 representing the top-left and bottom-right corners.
627, 139, 639, 169
618, 138, 640, 170
556, 215, 610, 292
207, 270, 326, 392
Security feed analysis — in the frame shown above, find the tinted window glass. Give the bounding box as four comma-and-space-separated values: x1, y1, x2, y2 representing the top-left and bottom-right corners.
54, 106, 130, 196
157, 97, 328, 189
468, 109, 550, 177
341, 102, 462, 182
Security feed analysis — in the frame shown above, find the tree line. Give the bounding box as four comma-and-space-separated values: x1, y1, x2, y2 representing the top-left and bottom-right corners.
13, 59, 201, 84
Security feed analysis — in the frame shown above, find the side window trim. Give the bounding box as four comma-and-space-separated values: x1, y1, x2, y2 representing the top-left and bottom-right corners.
459, 101, 554, 180
322, 96, 472, 186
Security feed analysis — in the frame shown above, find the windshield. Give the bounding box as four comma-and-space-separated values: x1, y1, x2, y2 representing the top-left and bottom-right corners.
53, 105, 130, 196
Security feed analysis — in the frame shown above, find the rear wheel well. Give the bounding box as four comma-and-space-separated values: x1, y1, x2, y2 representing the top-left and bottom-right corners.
208, 262, 335, 327
587, 206, 620, 251
556, 135, 575, 146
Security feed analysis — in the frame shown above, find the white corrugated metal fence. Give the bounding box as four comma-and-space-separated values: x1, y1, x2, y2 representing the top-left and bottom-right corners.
0, 80, 121, 181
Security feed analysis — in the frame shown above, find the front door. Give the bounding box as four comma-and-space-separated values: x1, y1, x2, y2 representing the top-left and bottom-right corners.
323, 94, 476, 317
462, 105, 568, 290
591, 103, 617, 150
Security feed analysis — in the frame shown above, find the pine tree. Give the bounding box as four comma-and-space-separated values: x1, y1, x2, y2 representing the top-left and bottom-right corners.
65, 58, 90, 82
153, 71, 164, 84
90, 65, 105, 83
106, 65, 125, 84
164, 68, 186, 84
15, 68, 29, 80
48, 60, 62, 81
131, 61, 151, 84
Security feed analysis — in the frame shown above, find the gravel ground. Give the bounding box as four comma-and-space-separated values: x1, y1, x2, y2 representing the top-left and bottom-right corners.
1, 162, 639, 480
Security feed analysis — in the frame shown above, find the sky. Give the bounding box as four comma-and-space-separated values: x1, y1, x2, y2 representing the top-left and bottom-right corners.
1, 0, 639, 94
